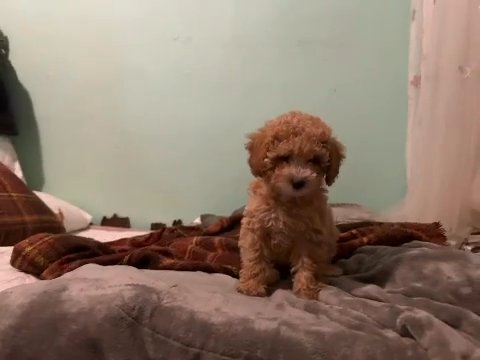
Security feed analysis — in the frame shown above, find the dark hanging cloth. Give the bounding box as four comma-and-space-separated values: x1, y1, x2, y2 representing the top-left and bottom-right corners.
0, 30, 17, 136
0, 78, 17, 136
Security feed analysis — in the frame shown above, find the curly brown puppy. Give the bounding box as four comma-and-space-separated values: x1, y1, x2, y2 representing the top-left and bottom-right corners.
236, 111, 345, 300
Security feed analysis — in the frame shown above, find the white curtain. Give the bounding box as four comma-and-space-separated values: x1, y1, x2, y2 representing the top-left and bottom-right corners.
386, 0, 480, 246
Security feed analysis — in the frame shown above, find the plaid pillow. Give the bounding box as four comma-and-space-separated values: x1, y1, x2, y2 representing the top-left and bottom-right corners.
0, 163, 65, 246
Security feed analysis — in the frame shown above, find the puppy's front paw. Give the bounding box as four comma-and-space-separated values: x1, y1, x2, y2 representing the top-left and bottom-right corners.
293, 281, 325, 300
294, 286, 320, 300
236, 281, 268, 297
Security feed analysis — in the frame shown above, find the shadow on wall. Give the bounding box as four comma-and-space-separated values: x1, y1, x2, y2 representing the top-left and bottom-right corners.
1, 60, 44, 189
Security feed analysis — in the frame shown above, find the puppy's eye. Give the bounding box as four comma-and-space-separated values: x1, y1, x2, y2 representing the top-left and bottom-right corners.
277, 155, 291, 163
308, 156, 322, 165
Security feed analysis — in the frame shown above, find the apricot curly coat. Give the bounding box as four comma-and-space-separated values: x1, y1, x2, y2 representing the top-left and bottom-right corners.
236, 111, 346, 300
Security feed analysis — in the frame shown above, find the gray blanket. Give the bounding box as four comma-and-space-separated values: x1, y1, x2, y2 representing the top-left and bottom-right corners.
1, 241, 479, 360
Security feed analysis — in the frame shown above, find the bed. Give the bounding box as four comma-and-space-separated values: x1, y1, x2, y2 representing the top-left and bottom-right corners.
0, 225, 148, 293
1, 216, 480, 360
0, 125, 479, 359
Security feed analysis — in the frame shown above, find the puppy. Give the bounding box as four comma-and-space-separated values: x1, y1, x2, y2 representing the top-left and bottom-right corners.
236, 111, 345, 300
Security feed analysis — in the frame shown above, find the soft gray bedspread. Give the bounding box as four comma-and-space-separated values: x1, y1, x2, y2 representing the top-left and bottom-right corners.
1, 241, 479, 360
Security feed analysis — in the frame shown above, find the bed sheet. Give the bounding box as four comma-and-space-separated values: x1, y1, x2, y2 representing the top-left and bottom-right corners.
0, 226, 148, 293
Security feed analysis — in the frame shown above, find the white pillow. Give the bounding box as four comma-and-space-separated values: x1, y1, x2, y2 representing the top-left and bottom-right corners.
0, 136, 25, 181
192, 203, 376, 227
331, 203, 376, 224
34, 191, 93, 232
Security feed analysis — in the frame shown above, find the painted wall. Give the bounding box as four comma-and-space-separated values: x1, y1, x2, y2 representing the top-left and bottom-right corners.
0, 0, 410, 228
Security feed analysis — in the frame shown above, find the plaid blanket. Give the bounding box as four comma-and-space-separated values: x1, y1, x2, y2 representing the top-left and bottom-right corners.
10, 213, 447, 280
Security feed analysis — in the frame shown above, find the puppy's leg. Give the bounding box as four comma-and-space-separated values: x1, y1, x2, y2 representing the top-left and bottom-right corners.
323, 265, 343, 277
318, 226, 342, 278
292, 256, 323, 300
237, 227, 278, 297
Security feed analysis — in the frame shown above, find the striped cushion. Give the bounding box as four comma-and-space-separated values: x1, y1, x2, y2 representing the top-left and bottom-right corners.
0, 163, 65, 246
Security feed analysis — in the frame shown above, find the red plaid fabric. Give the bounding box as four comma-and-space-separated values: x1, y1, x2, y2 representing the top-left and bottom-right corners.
0, 163, 65, 246
10, 212, 446, 280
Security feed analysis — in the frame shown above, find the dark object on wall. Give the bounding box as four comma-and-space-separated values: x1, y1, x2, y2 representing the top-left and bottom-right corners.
0, 30, 18, 136
100, 214, 131, 228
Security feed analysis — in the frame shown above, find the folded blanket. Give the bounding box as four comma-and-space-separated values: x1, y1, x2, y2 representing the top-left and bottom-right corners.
10, 213, 447, 280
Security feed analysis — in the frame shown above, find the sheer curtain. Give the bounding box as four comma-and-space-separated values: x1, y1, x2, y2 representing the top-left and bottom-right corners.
386, 0, 480, 246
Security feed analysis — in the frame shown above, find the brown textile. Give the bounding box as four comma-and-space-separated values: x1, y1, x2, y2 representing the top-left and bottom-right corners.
10, 212, 446, 280
0, 163, 65, 246
335, 221, 447, 260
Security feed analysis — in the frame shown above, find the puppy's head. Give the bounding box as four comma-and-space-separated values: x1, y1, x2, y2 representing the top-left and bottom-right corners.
246, 111, 345, 199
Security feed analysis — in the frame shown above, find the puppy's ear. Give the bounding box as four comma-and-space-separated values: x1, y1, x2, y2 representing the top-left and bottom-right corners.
246, 131, 268, 177
325, 137, 345, 186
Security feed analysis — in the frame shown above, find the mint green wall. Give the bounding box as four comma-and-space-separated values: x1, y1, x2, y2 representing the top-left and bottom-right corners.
0, 1, 409, 228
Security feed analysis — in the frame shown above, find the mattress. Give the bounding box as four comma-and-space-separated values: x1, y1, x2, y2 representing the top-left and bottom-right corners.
0, 225, 148, 293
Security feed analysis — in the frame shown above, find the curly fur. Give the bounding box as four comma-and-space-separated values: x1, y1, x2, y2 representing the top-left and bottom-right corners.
236, 111, 346, 300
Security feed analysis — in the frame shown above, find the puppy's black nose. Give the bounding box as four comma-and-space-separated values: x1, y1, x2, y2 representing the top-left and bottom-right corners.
291, 179, 306, 190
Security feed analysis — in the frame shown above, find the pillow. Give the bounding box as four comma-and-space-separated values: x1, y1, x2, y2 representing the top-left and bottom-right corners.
0, 136, 25, 181
196, 203, 376, 227
0, 163, 65, 246
34, 191, 92, 232
330, 203, 376, 224
229, 204, 377, 224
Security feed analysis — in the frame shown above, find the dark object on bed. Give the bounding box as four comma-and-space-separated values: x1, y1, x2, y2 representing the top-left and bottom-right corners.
172, 219, 183, 226
11, 210, 446, 280
150, 222, 166, 230
0, 163, 65, 246
100, 213, 131, 228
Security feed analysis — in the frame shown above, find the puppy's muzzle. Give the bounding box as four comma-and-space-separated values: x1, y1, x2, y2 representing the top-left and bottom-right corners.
291, 178, 307, 190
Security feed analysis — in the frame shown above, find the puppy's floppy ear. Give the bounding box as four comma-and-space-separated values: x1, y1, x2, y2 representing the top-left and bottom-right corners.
246, 131, 268, 177
325, 137, 346, 186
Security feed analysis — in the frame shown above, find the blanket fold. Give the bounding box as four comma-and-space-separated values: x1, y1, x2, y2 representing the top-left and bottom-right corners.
10, 213, 447, 280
